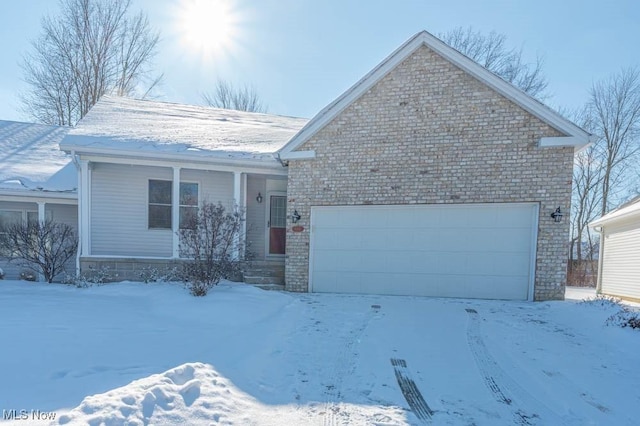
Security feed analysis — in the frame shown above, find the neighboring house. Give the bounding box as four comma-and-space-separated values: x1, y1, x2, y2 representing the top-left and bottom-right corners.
590, 196, 640, 301
5, 31, 592, 301
0, 120, 77, 279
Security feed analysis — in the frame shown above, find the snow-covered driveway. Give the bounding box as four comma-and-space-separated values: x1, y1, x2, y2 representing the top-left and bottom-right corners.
0, 281, 637, 425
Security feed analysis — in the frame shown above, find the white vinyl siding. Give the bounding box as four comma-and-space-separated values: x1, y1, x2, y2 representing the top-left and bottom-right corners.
91, 163, 173, 257
91, 163, 234, 257
310, 203, 537, 300
601, 220, 640, 300
246, 175, 267, 260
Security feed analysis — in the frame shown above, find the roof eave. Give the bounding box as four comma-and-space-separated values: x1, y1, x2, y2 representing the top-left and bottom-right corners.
60, 143, 285, 171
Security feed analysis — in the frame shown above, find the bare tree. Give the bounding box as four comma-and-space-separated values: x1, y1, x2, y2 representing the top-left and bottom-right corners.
179, 202, 245, 296
202, 80, 267, 113
569, 143, 604, 285
21, 0, 161, 126
440, 27, 548, 99
589, 67, 640, 215
0, 220, 78, 283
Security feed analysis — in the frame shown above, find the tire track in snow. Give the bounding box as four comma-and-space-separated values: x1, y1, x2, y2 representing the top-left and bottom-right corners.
465, 308, 564, 425
320, 302, 379, 426
390, 358, 433, 423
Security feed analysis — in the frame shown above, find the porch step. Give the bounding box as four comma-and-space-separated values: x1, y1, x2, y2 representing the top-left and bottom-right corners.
242, 260, 285, 286
252, 283, 286, 291
243, 275, 285, 285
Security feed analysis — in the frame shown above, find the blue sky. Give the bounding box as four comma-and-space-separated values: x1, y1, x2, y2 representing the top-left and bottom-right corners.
0, 0, 638, 122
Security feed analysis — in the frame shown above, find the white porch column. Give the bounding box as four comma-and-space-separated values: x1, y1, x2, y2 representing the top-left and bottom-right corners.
36, 201, 46, 282
233, 171, 242, 260
172, 167, 181, 258
37, 202, 45, 224
80, 160, 91, 256
241, 173, 247, 260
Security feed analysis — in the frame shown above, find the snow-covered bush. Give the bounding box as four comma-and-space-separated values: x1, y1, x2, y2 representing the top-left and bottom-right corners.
581, 295, 640, 331
62, 266, 118, 288
179, 202, 245, 296
606, 309, 640, 330
0, 267, 4, 279
579, 295, 624, 309
137, 266, 181, 284
19, 270, 37, 281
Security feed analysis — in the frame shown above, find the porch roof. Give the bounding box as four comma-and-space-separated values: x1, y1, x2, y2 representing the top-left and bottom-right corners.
61, 96, 308, 164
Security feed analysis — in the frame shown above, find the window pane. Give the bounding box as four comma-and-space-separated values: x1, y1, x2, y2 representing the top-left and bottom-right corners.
27, 211, 38, 224
149, 205, 172, 229
0, 211, 22, 228
180, 183, 198, 206
149, 180, 172, 204
180, 206, 198, 229
270, 196, 287, 228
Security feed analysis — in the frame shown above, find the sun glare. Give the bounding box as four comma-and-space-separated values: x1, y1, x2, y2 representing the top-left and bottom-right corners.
177, 0, 238, 59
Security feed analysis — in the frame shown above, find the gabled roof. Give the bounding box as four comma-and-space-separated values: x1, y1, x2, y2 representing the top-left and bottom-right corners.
279, 30, 594, 159
590, 196, 640, 228
61, 96, 308, 165
0, 120, 75, 193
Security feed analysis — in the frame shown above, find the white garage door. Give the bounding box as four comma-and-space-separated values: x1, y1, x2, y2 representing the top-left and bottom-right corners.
310, 203, 538, 300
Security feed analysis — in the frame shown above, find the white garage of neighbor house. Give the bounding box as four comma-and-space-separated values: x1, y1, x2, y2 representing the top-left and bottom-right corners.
590, 196, 640, 302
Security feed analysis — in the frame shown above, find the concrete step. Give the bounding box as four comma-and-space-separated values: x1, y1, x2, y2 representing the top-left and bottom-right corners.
243, 275, 285, 285
252, 283, 285, 291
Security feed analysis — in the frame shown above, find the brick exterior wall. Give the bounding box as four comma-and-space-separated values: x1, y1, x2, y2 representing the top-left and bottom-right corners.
285, 45, 574, 301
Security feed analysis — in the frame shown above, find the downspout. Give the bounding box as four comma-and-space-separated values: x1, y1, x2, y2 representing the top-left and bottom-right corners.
594, 225, 605, 295
274, 153, 289, 168
71, 151, 82, 277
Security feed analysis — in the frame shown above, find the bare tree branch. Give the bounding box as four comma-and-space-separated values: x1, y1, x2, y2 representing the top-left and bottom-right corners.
440, 27, 548, 99
20, 0, 161, 126
589, 67, 640, 215
202, 80, 267, 113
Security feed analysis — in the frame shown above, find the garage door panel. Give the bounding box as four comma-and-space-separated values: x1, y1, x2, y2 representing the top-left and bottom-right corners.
312, 228, 340, 250
310, 203, 536, 300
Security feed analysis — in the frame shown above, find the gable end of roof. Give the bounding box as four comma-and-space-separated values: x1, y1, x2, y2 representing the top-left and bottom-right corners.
279, 30, 593, 159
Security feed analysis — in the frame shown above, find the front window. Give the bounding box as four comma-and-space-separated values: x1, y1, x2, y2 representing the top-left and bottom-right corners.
149, 180, 172, 229
179, 182, 199, 228
148, 180, 199, 229
0, 211, 23, 230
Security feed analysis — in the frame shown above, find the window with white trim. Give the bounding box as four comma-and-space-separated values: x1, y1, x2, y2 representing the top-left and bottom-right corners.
179, 182, 198, 229
149, 180, 172, 229
148, 180, 199, 229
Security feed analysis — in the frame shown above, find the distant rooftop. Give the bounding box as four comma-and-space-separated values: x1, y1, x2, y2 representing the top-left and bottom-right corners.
0, 120, 74, 192
63, 96, 309, 162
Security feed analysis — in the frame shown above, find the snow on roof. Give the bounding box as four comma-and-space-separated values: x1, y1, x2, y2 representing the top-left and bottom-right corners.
590, 196, 640, 228
0, 120, 75, 192
63, 96, 309, 162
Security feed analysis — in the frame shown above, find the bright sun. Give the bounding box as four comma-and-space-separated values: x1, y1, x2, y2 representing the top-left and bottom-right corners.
177, 0, 238, 58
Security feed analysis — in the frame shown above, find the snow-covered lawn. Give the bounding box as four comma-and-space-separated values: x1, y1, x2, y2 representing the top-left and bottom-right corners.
0, 281, 638, 425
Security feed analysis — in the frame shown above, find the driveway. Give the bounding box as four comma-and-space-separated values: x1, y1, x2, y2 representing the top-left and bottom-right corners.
0, 281, 637, 425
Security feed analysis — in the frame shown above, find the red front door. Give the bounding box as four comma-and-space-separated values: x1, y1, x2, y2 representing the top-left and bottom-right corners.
268, 195, 286, 255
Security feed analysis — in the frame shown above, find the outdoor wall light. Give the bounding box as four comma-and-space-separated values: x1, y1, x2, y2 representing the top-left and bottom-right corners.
256, 192, 263, 203
550, 207, 563, 223
291, 210, 301, 223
